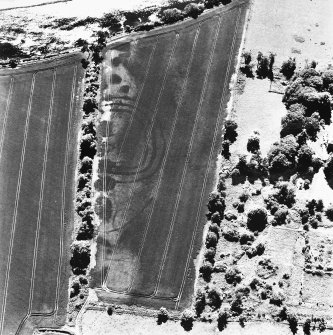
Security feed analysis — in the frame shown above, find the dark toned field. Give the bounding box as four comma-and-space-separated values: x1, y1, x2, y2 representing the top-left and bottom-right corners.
0, 55, 83, 334
92, 0, 248, 309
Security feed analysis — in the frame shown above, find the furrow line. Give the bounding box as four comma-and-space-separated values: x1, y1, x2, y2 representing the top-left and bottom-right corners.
126, 25, 203, 295
0, 72, 36, 335
153, 15, 222, 297
0, 76, 14, 162
16, 69, 57, 335
175, 7, 242, 309
53, 65, 78, 321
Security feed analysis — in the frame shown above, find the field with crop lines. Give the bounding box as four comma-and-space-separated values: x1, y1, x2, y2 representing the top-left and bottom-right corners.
0, 54, 83, 334
92, 0, 248, 310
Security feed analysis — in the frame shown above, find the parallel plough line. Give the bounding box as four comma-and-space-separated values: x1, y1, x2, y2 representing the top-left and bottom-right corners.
127, 25, 203, 296
101, 39, 158, 287
53, 65, 78, 322
153, 15, 222, 298
175, 7, 243, 309
102, 33, 182, 291
0, 72, 36, 335
16, 69, 57, 334
0, 76, 14, 162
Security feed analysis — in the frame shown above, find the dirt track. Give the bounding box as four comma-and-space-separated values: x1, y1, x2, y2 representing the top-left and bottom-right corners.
0, 54, 83, 334
92, 0, 248, 310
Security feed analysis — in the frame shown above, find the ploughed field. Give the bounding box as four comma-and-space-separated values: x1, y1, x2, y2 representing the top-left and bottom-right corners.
92, 0, 248, 309
0, 55, 83, 334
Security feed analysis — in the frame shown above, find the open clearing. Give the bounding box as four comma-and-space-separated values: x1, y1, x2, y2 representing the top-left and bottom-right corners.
91, 0, 248, 310
0, 54, 83, 334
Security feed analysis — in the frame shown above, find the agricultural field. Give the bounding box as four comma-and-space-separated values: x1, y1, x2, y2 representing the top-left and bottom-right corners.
0, 54, 84, 334
91, 0, 248, 310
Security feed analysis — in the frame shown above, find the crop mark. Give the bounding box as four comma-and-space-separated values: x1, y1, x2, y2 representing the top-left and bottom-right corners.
153, 15, 223, 298
102, 32, 182, 291
53, 65, 78, 321
0, 72, 36, 335
106, 39, 158, 192
0, 77, 14, 162
15, 69, 57, 335
175, 7, 242, 309
101, 40, 138, 285
101, 39, 157, 286
126, 26, 203, 295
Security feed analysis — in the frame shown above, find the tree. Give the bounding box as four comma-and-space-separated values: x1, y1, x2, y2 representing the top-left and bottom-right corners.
287, 314, 298, 335
324, 155, 333, 183
247, 134, 260, 153
157, 307, 169, 324
297, 145, 314, 170
217, 309, 229, 331
247, 207, 268, 231
256, 52, 270, 78
200, 262, 213, 281
223, 120, 238, 143
194, 289, 206, 316
0, 42, 23, 59
180, 309, 195, 331
230, 295, 243, 315
281, 57, 296, 79
70, 242, 91, 274
204, 247, 216, 262
280, 111, 305, 137
207, 286, 222, 309
206, 231, 218, 248
225, 267, 242, 284
183, 3, 203, 19
9, 59, 18, 68
161, 8, 183, 24
325, 205, 333, 221
99, 13, 122, 31
221, 140, 231, 159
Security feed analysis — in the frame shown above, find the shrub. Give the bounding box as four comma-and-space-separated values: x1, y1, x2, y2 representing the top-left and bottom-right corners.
280, 110, 305, 137
249, 277, 260, 290
183, 3, 203, 19
80, 156, 93, 174
274, 206, 288, 225
281, 57, 296, 79
9, 59, 18, 68
76, 221, 94, 240
322, 70, 333, 88
304, 113, 321, 140
225, 267, 242, 284
303, 318, 311, 335
325, 205, 333, 221
217, 175, 226, 192
180, 309, 195, 331
324, 155, 333, 182
303, 178, 310, 189
223, 227, 239, 242
207, 286, 222, 309
204, 247, 216, 262
240, 231, 254, 245
239, 189, 250, 202
200, 262, 213, 281
157, 307, 169, 324
256, 52, 270, 78
217, 309, 229, 331
237, 202, 245, 213
247, 134, 260, 153
106, 305, 114, 315
223, 120, 238, 143
316, 199, 324, 212
206, 231, 218, 248
267, 135, 298, 173
247, 207, 268, 231
221, 139, 231, 158
70, 280, 80, 298
230, 168, 240, 184
230, 295, 243, 315
70, 242, 91, 274
83, 97, 98, 114
204, 0, 220, 8
0, 42, 23, 59
194, 289, 206, 316
161, 8, 183, 24
99, 13, 122, 31
287, 314, 298, 335
207, 191, 225, 216
208, 222, 220, 235
297, 145, 314, 171
247, 242, 265, 258
273, 182, 296, 207
242, 51, 251, 65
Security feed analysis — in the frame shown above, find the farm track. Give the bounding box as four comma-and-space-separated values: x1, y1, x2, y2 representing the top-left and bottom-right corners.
0, 55, 83, 334
93, 0, 248, 309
